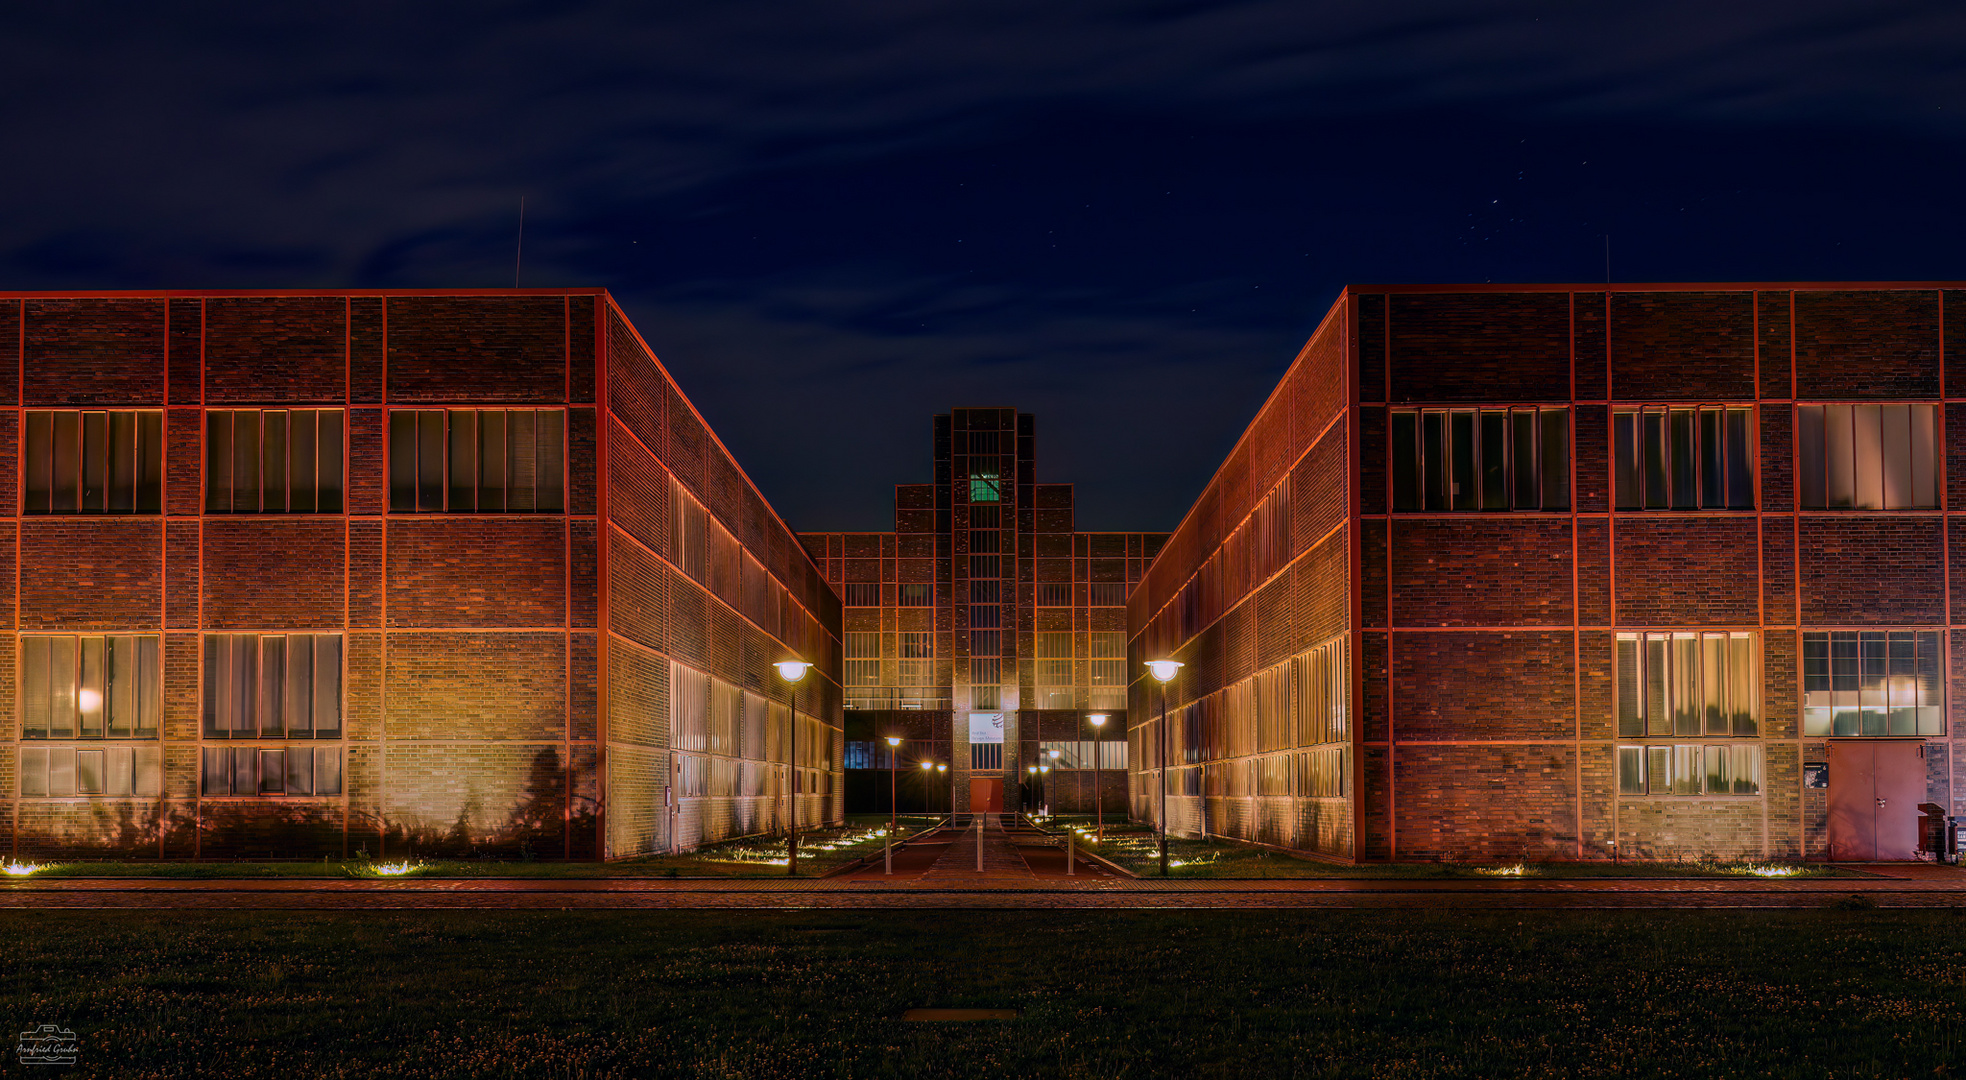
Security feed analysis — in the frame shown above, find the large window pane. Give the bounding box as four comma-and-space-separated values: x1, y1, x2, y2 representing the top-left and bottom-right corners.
77, 636, 102, 738
1699, 409, 1724, 509
232, 409, 260, 513
1671, 634, 1700, 737
50, 411, 80, 512
1618, 746, 1644, 794
1881, 404, 1912, 510
81, 410, 107, 511
1390, 411, 1419, 510
1729, 634, 1756, 736
1725, 408, 1753, 509
1645, 635, 1669, 736
389, 410, 418, 511
1669, 409, 1696, 509
313, 635, 342, 737
1449, 410, 1476, 510
1853, 404, 1883, 509
1701, 633, 1726, 735
1912, 404, 1938, 509
108, 410, 137, 513
289, 409, 318, 514
447, 409, 477, 511
1612, 409, 1639, 510
1642, 410, 1668, 509
536, 411, 565, 511
1513, 410, 1541, 509
22, 636, 50, 739
316, 409, 343, 513
1825, 404, 1855, 508
24, 409, 52, 514
1422, 411, 1446, 510
1616, 636, 1641, 738
1797, 404, 1825, 509
1539, 408, 1568, 510
508, 409, 538, 512
49, 636, 76, 738
417, 410, 445, 511
1479, 410, 1506, 509
479, 409, 507, 512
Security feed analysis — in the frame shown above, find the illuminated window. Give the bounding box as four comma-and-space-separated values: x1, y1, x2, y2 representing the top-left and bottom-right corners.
206, 409, 344, 513
1803, 630, 1942, 736
388, 408, 565, 512
1614, 632, 1757, 738
21, 634, 160, 739
1613, 406, 1754, 510
1390, 406, 1568, 511
201, 746, 341, 796
899, 632, 933, 686
970, 630, 1002, 657
201, 634, 343, 739
969, 470, 1001, 503
20, 745, 161, 798
1617, 744, 1760, 796
844, 632, 881, 687
1088, 632, 1126, 693
1036, 632, 1073, 685
1797, 403, 1938, 510
23, 409, 162, 514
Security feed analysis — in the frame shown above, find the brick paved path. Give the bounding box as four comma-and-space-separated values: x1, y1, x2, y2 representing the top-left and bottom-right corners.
0, 863, 1961, 911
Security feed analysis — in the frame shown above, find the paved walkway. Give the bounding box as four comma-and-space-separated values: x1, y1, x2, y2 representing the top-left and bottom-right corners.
1, 862, 1961, 911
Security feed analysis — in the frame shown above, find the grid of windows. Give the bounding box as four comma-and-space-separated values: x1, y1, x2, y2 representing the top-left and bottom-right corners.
388, 408, 565, 512
1613, 406, 1754, 510
1615, 632, 1758, 738
202, 746, 342, 796
1390, 406, 1568, 511
206, 409, 345, 513
21, 746, 162, 797
899, 632, 933, 686
1797, 403, 1939, 510
1036, 632, 1072, 685
1088, 632, 1126, 708
202, 634, 343, 739
1617, 745, 1761, 796
1802, 630, 1942, 736
21, 634, 160, 739
23, 409, 163, 514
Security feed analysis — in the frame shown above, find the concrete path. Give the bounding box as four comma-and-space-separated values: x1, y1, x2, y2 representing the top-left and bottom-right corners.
1, 863, 1961, 911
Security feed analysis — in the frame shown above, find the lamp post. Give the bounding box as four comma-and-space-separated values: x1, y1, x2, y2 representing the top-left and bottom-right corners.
774, 660, 812, 876
919, 759, 933, 821
1145, 660, 1183, 877
885, 735, 903, 834
1047, 748, 1061, 818
1087, 714, 1108, 842
1026, 764, 1038, 818
1039, 761, 1052, 818
937, 763, 949, 817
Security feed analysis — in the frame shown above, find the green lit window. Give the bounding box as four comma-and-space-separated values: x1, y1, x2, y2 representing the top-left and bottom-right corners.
969, 471, 1001, 503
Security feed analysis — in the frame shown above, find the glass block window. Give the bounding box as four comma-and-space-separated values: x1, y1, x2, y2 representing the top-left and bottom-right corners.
1802, 630, 1942, 736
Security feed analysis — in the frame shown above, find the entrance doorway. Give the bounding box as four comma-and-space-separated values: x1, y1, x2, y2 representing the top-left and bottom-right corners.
969, 777, 1002, 814
1828, 741, 1926, 861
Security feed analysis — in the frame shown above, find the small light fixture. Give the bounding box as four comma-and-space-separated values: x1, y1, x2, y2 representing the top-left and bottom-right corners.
920, 761, 933, 771
936, 764, 947, 773
1145, 660, 1183, 683
774, 661, 813, 683
1088, 714, 1107, 728
885, 736, 902, 748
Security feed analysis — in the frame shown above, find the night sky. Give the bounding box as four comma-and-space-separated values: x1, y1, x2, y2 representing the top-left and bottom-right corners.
5, 2, 1964, 533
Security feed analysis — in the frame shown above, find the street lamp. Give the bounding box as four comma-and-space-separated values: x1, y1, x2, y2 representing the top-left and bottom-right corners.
885, 735, 903, 833
1047, 748, 1061, 819
1087, 714, 1108, 842
774, 660, 812, 876
936, 763, 949, 817
1145, 659, 1183, 877
1026, 764, 1038, 819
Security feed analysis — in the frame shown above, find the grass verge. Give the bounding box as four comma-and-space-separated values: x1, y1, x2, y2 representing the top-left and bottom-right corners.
0, 908, 1960, 1078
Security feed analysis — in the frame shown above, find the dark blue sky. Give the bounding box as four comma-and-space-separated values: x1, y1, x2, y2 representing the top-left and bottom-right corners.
5, 1, 1964, 531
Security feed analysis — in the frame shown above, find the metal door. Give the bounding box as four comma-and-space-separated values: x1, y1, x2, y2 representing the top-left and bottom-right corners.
968, 777, 1002, 814
1828, 741, 1928, 861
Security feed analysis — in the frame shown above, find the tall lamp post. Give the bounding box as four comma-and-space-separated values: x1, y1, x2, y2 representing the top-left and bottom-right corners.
1087, 714, 1108, 842
885, 735, 903, 833
937, 763, 949, 817
918, 759, 933, 821
1145, 660, 1183, 877
1025, 764, 1038, 818
774, 660, 812, 876
1047, 748, 1062, 817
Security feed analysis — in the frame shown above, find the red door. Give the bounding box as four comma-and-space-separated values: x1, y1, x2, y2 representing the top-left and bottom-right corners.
1828, 742, 1927, 861
969, 777, 1002, 814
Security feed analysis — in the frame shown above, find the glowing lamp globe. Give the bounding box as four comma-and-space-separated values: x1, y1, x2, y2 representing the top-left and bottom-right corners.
1145, 659, 1184, 683
885, 736, 902, 747
1088, 713, 1108, 728
920, 761, 933, 771
774, 661, 812, 683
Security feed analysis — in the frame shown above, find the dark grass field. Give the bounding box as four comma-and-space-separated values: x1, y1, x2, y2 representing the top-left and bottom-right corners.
3, 908, 1962, 1078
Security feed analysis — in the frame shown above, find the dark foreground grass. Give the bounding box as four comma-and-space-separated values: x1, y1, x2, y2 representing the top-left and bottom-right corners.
3, 908, 1962, 1078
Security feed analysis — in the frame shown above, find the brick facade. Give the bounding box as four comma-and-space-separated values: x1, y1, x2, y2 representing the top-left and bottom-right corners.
1134, 284, 1966, 863
4, 290, 840, 861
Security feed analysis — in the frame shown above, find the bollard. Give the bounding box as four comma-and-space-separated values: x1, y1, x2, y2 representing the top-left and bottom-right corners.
885, 833, 892, 875
1067, 830, 1075, 876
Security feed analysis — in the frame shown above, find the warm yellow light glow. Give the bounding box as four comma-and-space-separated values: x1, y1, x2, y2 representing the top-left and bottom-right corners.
774, 661, 813, 683
3, 862, 42, 876
78, 689, 102, 713
1746, 865, 1800, 877
1088, 714, 1107, 728
374, 862, 417, 876
1145, 659, 1183, 683
1476, 864, 1528, 877
1027, 766, 1037, 775
1048, 749, 1061, 760
920, 761, 934, 771
885, 736, 902, 747
936, 765, 947, 773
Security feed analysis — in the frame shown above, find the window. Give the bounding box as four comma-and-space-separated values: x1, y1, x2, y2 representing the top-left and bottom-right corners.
970, 580, 1001, 604
969, 505, 1001, 528
1617, 744, 1760, 796
1036, 583, 1072, 607
1036, 632, 1073, 685
1803, 630, 1942, 735
206, 409, 344, 513
1615, 632, 1757, 738
970, 604, 1001, 629
23, 410, 162, 514
970, 630, 1002, 657
201, 746, 342, 796
969, 529, 1000, 553
898, 583, 932, 607
844, 632, 880, 687
21, 635, 160, 738
1089, 582, 1126, 607
1612, 406, 1754, 510
969, 469, 1001, 503
845, 741, 901, 770
971, 658, 1001, 688
389, 408, 565, 512
202, 634, 343, 738
1797, 404, 1938, 510
843, 583, 881, 607
969, 554, 1001, 579
1390, 407, 1568, 511
20, 745, 161, 797
1089, 631, 1126, 708
899, 632, 933, 686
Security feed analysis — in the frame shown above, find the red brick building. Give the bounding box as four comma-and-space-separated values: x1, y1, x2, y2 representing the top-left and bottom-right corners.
3, 290, 842, 860
1130, 284, 1964, 863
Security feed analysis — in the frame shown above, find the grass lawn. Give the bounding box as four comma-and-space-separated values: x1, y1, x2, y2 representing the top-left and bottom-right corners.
1028, 817, 1861, 880
1, 908, 1960, 1078
6, 817, 950, 880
